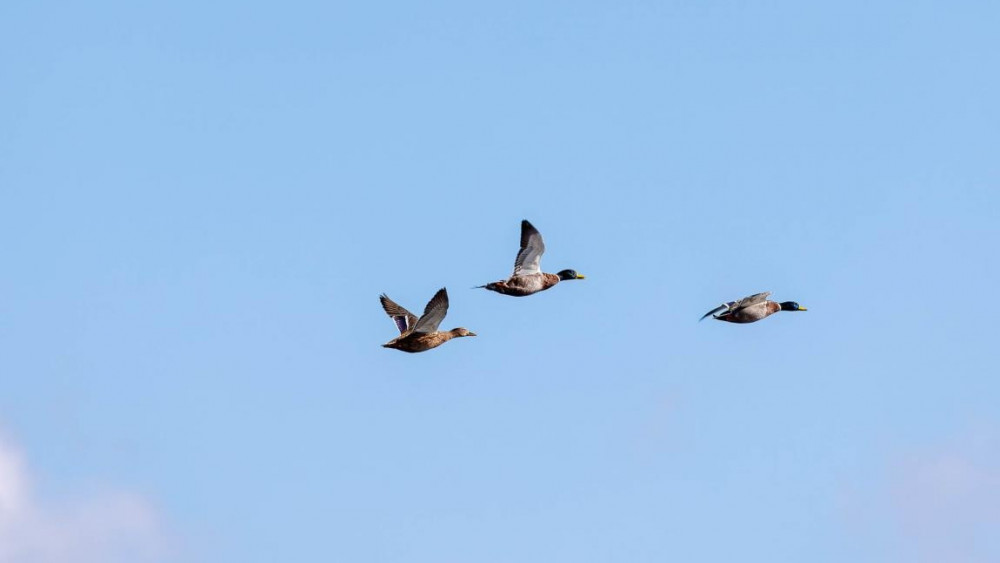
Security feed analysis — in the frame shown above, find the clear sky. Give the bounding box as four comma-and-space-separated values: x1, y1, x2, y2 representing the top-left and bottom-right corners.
2, 1, 999, 561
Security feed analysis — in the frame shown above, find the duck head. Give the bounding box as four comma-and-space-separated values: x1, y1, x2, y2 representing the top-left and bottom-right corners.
779, 301, 807, 312
557, 269, 585, 281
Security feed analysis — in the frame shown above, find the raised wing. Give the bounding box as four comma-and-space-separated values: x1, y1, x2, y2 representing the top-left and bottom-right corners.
380, 294, 419, 335
411, 288, 449, 333
733, 292, 771, 310
512, 220, 546, 276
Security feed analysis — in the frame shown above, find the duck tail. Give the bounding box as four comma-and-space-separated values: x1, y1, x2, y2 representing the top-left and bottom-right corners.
699, 304, 729, 322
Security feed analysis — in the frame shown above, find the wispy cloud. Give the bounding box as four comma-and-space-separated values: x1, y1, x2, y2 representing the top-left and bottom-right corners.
843, 426, 1000, 563
888, 439, 1000, 563
0, 429, 167, 563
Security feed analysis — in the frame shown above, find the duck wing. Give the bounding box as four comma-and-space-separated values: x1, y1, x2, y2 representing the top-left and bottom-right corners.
700, 292, 771, 321
732, 292, 771, 310
380, 294, 419, 334
512, 220, 546, 276
411, 288, 449, 333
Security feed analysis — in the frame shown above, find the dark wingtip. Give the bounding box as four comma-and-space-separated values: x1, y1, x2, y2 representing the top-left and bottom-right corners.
700, 304, 727, 322
430, 287, 448, 302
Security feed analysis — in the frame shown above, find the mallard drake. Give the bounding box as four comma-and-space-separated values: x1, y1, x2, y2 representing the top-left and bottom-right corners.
380, 288, 476, 353
476, 220, 584, 297
700, 292, 807, 323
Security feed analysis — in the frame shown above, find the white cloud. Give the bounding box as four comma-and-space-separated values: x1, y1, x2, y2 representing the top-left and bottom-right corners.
888, 444, 1000, 563
842, 427, 1000, 563
0, 430, 167, 563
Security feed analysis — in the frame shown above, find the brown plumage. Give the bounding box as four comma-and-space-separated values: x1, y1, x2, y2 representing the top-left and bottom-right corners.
380, 288, 476, 353
482, 272, 562, 296
700, 292, 807, 324
477, 220, 584, 297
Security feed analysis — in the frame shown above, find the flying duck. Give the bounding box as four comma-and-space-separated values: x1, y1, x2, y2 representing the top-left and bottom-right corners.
476, 220, 584, 297
700, 292, 807, 323
380, 288, 476, 352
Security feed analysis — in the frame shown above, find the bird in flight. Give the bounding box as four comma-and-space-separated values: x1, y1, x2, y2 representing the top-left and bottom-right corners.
700, 292, 807, 323
380, 288, 476, 352
476, 220, 584, 297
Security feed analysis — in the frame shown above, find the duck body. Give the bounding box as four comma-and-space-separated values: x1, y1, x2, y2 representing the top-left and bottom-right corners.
379, 289, 476, 353
715, 300, 782, 323
382, 329, 474, 353
482, 273, 561, 297
478, 220, 584, 297
701, 292, 807, 324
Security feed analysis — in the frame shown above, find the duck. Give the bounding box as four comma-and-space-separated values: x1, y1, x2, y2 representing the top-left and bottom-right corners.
476, 220, 584, 297
700, 292, 807, 323
380, 288, 476, 353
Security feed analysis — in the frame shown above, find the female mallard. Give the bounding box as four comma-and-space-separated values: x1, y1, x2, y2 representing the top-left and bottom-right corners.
476, 220, 584, 297
700, 292, 807, 323
380, 288, 476, 353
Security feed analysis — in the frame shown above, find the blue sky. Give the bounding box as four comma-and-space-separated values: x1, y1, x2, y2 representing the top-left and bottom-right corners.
2, 1, 999, 561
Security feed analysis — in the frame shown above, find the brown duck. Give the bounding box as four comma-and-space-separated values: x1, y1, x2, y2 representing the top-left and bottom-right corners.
700, 292, 807, 323
380, 288, 476, 353
476, 220, 584, 297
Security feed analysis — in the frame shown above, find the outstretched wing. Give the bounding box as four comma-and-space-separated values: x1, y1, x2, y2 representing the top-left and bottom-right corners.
411, 288, 449, 333
380, 294, 419, 334
699, 292, 772, 321
512, 220, 546, 276
732, 292, 771, 310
